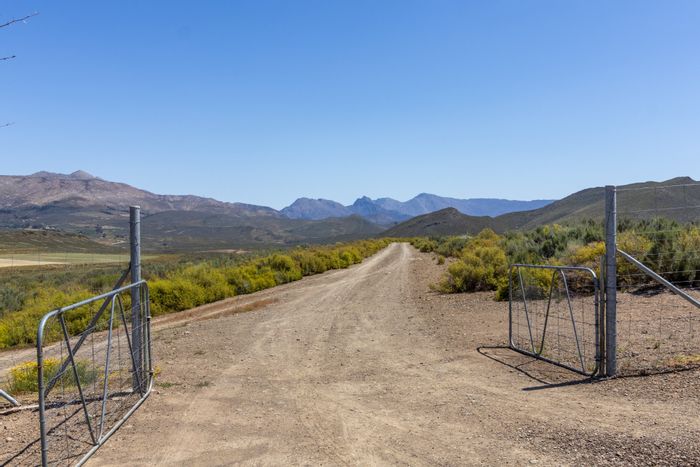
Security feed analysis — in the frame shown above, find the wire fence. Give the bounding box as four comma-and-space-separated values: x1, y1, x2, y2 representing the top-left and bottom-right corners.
614, 182, 700, 375
509, 264, 600, 376
0, 249, 131, 399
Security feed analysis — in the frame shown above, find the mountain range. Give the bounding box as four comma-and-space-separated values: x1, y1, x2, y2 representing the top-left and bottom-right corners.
0, 171, 377, 250
281, 194, 553, 226
0, 171, 277, 217
0, 171, 696, 251
383, 176, 700, 237
0, 171, 554, 250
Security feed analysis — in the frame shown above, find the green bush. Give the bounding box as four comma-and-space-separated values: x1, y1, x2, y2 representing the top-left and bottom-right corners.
0, 287, 100, 349
149, 278, 207, 316
417, 219, 700, 300
0, 284, 26, 318
495, 266, 555, 301
267, 254, 303, 283
567, 241, 605, 267
440, 244, 508, 293
0, 238, 395, 350
410, 238, 438, 253
5, 358, 99, 394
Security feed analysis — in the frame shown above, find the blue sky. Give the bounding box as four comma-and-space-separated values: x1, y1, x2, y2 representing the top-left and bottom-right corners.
1, 1, 698, 209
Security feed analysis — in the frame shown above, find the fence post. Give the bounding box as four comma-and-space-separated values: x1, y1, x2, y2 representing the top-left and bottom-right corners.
130, 206, 143, 391
604, 186, 617, 376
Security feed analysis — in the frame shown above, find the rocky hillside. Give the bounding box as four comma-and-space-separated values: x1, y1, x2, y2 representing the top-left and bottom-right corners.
0, 171, 277, 217
0, 172, 382, 250
281, 198, 352, 220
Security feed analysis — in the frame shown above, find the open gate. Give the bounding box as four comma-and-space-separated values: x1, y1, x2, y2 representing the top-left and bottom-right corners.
509, 264, 601, 376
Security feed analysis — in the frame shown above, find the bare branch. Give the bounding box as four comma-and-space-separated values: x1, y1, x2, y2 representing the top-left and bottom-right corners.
2, 13, 36, 129
0, 12, 38, 29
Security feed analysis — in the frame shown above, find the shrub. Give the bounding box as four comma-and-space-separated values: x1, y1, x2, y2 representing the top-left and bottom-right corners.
268, 254, 304, 284
149, 278, 207, 316
0, 284, 26, 318
0, 287, 99, 349
676, 227, 700, 286
6, 358, 99, 394
435, 237, 468, 257
495, 266, 555, 301
410, 238, 438, 253
291, 250, 329, 275
440, 245, 508, 293
567, 241, 605, 266
181, 265, 234, 302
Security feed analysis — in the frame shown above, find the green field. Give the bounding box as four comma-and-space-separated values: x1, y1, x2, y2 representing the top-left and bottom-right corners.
0, 230, 160, 267
0, 252, 131, 267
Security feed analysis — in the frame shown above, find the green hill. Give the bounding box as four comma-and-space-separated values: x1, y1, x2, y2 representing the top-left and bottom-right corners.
0, 229, 121, 253
142, 212, 384, 251
382, 208, 492, 237
385, 177, 700, 237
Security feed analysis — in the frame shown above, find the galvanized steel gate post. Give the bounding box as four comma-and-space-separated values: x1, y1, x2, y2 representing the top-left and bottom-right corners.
604, 186, 617, 377
130, 206, 143, 392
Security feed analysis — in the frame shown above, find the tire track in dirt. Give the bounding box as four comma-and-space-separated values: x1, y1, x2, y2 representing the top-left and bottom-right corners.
87, 243, 700, 466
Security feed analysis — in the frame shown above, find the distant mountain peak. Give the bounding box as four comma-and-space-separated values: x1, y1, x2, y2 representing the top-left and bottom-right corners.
29, 171, 61, 178
352, 196, 374, 206
281, 198, 351, 220
69, 170, 97, 180
29, 170, 98, 180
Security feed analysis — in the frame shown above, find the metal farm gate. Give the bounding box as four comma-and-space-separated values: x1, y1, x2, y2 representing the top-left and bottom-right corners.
36, 279, 152, 466
509, 264, 600, 376
509, 182, 700, 378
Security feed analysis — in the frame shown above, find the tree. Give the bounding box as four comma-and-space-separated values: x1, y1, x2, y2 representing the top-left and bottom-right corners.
1, 13, 38, 60
2, 12, 38, 127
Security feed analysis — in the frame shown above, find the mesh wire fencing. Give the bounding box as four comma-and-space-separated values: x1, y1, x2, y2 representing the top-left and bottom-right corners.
614, 182, 700, 375
0, 249, 131, 405
509, 264, 600, 376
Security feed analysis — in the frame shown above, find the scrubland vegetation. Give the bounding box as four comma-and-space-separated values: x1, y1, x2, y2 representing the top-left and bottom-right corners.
412, 218, 700, 299
0, 239, 392, 350
147, 239, 391, 315
6, 358, 98, 394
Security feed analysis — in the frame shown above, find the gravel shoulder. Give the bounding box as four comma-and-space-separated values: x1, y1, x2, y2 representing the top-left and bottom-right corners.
3, 243, 700, 465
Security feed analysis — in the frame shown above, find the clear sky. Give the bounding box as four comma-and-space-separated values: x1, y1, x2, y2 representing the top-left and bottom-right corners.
1, 1, 699, 209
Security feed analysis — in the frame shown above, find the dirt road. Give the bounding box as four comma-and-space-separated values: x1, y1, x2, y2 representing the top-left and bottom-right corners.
79, 243, 700, 465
